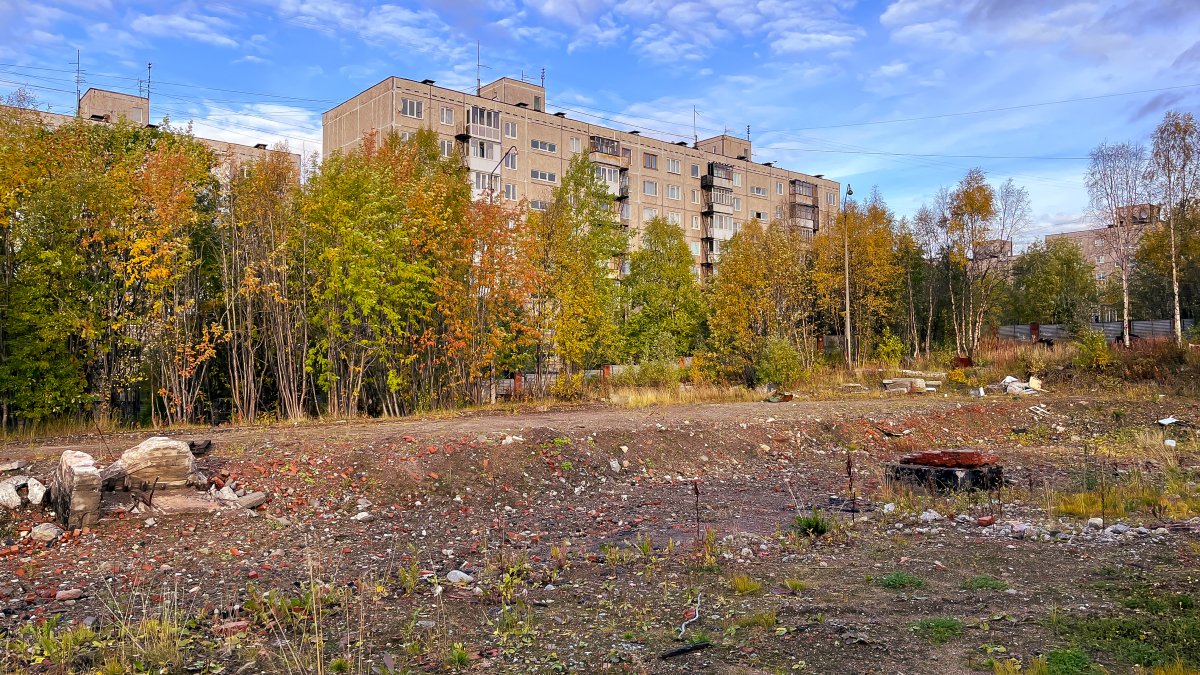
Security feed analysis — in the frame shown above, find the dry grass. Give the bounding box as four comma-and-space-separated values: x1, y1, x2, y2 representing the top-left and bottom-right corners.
1136, 661, 1200, 675
609, 384, 762, 408
728, 573, 763, 595
734, 610, 777, 629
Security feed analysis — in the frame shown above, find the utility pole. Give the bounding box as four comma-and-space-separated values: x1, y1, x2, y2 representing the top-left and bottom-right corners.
843, 184, 853, 370
71, 49, 82, 116
146, 62, 152, 124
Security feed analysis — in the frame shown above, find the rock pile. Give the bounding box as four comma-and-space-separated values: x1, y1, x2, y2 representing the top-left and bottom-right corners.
100, 437, 205, 489
50, 450, 102, 529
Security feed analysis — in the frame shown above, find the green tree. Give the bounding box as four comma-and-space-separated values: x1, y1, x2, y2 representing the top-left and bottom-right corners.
621, 216, 703, 361
1009, 238, 1098, 330
527, 153, 626, 388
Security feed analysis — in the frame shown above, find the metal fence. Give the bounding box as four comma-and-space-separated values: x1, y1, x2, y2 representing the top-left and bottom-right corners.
997, 319, 1193, 342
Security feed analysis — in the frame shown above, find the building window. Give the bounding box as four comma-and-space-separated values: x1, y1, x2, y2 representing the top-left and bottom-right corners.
440, 107, 454, 125
733, 197, 741, 211
776, 206, 784, 219
570, 137, 581, 153
691, 189, 700, 204
826, 192, 834, 205
621, 202, 631, 220
777, 182, 784, 195
504, 153, 517, 170
439, 139, 453, 157
691, 241, 701, 255
504, 121, 518, 138
400, 132, 413, 142
644, 207, 658, 221
473, 172, 496, 191
691, 164, 700, 178
531, 139, 557, 153
594, 166, 618, 182
644, 153, 658, 170
667, 211, 681, 225
643, 180, 658, 196
471, 140, 495, 159
751, 186, 767, 197
793, 181, 814, 197
752, 211, 767, 221
1094, 239, 1103, 247
530, 200, 548, 211
533, 96, 542, 112
666, 184, 681, 200
531, 169, 556, 183
504, 183, 517, 200
1097, 255, 1106, 263
666, 158, 681, 174
692, 215, 700, 230
1097, 272, 1107, 280
732, 172, 741, 187
401, 98, 423, 119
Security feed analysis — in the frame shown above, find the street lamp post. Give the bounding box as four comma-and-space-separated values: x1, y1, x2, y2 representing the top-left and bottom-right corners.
843, 184, 853, 370
488, 145, 519, 202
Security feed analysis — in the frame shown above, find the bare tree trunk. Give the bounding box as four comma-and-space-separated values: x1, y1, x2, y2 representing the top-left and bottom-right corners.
1122, 268, 1131, 348
1171, 213, 1182, 344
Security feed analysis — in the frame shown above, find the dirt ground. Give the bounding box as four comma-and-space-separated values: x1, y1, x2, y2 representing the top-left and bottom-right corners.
2, 394, 1198, 674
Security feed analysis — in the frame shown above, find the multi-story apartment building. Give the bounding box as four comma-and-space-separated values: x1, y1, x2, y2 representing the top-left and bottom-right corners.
322, 76, 841, 271
15, 88, 302, 174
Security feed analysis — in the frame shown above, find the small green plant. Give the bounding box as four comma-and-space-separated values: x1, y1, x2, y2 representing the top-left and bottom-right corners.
784, 578, 806, 592
755, 336, 802, 387
911, 617, 963, 644
445, 643, 469, 667
963, 575, 1009, 591
874, 327, 905, 368
880, 571, 927, 589
793, 508, 831, 537
1074, 330, 1112, 369
729, 573, 762, 595
560, 460, 572, 471
330, 657, 351, 673
736, 611, 777, 629
1044, 648, 1099, 674
687, 631, 711, 646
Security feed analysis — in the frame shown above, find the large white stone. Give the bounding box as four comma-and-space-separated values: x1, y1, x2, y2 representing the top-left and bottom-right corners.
26, 478, 46, 505
100, 437, 200, 489
0, 482, 20, 509
50, 450, 101, 529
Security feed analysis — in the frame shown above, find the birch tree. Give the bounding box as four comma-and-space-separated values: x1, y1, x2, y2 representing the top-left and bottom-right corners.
1086, 142, 1151, 347
1148, 111, 1198, 345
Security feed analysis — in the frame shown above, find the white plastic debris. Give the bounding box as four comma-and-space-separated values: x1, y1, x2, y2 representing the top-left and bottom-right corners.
1158, 417, 1179, 426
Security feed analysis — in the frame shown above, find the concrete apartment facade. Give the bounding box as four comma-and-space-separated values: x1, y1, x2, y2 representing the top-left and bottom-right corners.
20, 88, 302, 174
322, 76, 841, 270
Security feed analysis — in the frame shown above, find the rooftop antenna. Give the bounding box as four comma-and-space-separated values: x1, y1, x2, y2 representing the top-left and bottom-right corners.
693, 106, 698, 147
70, 49, 83, 116
540, 67, 545, 89
746, 124, 750, 141
476, 41, 481, 96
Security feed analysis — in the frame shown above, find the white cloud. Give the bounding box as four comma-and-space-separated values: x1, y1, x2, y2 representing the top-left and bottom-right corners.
892, 19, 971, 51
130, 11, 238, 48
875, 62, 910, 77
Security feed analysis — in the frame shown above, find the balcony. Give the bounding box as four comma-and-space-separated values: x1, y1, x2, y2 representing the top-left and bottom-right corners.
788, 203, 818, 220
615, 183, 630, 201
701, 174, 732, 191
701, 196, 733, 215
702, 250, 721, 266
470, 123, 501, 142
590, 150, 630, 170
700, 223, 714, 240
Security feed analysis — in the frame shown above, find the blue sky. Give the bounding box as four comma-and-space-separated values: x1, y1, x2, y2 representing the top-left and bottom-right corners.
3, 0, 1199, 244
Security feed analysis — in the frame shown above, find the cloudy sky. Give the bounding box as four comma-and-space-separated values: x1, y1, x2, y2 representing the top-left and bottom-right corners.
3, 0, 1199, 244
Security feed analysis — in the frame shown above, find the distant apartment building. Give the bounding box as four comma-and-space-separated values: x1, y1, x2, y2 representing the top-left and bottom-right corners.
322, 77, 841, 271
14, 88, 302, 174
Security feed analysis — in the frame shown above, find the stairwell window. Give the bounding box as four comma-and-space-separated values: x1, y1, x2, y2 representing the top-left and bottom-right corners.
692, 215, 700, 230
531, 169, 556, 183
504, 184, 517, 200
505, 121, 518, 138
777, 182, 784, 195
643, 180, 658, 196
504, 153, 517, 170
440, 107, 454, 125
439, 140, 453, 157
570, 137, 581, 153
401, 98, 423, 119
691, 190, 700, 204
732, 172, 741, 187
733, 197, 741, 211
826, 192, 835, 205
691, 241, 701, 255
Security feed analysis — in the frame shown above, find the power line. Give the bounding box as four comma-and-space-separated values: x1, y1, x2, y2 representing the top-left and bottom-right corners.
764, 146, 1087, 160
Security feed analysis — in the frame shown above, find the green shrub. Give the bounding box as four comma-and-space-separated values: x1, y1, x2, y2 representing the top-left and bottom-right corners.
793, 508, 831, 537
880, 571, 927, 589
1074, 330, 1112, 369
755, 337, 801, 387
911, 617, 963, 644
1044, 648, 1098, 675
874, 327, 905, 368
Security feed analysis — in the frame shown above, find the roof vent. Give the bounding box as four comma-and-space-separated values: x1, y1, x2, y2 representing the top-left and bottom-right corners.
629, 130, 640, 135
814, 174, 825, 179
254, 143, 268, 150
762, 161, 774, 167
421, 79, 436, 85
553, 112, 566, 118
516, 102, 528, 108
675, 141, 687, 146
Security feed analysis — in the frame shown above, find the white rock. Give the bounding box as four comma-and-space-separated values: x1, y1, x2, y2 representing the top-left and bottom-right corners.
919, 509, 944, 523
217, 485, 238, 502
352, 512, 375, 522
0, 481, 20, 509
51, 451, 101, 529
609, 459, 621, 473
446, 570, 474, 584
26, 478, 46, 505
883, 503, 896, 513
100, 437, 200, 488
1087, 517, 1103, 529
30, 522, 63, 542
